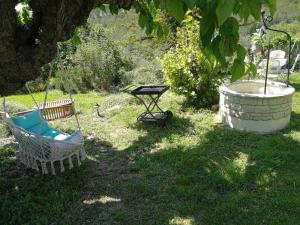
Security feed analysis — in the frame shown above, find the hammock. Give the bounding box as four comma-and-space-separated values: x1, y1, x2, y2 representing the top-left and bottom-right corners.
3, 110, 86, 175
2, 63, 86, 175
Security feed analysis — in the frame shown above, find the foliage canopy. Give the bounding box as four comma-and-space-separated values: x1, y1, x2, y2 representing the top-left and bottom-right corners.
0, 0, 275, 95
135, 0, 276, 81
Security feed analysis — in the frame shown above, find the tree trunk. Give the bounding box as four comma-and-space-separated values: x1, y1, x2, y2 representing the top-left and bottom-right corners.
0, 0, 134, 96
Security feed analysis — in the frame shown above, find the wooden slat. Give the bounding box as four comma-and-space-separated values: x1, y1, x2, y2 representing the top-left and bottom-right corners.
0, 100, 74, 122
39, 99, 74, 121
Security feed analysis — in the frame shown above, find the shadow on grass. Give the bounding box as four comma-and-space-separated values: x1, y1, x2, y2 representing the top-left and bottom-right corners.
72, 117, 300, 224
1, 114, 300, 225
290, 79, 300, 91
0, 142, 90, 225
285, 111, 300, 132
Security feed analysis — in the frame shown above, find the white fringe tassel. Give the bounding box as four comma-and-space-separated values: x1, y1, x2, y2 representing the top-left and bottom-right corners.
51, 161, 56, 175
41, 162, 48, 174
60, 160, 65, 172
68, 156, 73, 169
77, 154, 81, 166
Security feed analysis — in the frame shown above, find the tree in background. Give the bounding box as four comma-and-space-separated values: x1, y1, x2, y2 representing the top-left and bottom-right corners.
0, 0, 275, 95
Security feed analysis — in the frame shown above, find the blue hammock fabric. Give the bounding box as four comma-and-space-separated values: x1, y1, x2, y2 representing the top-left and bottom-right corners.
5, 109, 86, 175
11, 110, 75, 141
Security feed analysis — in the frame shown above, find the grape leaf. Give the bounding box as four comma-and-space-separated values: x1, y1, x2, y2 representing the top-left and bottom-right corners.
200, 12, 216, 47
231, 59, 245, 81
216, 0, 236, 26
249, 1, 261, 20
266, 0, 277, 15
247, 62, 257, 76
219, 17, 239, 56
237, 44, 247, 60
182, 0, 199, 8
165, 0, 185, 22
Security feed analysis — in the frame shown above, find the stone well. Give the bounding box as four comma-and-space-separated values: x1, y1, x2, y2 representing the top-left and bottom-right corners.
219, 80, 295, 133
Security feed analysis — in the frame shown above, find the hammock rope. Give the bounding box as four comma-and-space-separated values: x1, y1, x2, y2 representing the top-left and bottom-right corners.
1, 62, 85, 175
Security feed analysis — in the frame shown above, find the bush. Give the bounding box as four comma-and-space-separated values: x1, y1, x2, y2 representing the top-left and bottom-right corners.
14, 76, 47, 94
123, 59, 163, 86
54, 24, 133, 93
162, 14, 223, 108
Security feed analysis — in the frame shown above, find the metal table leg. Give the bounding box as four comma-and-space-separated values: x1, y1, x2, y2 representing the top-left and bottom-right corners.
133, 93, 172, 125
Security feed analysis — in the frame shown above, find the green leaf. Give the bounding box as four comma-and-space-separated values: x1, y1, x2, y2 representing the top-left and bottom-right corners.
210, 35, 225, 64
154, 0, 160, 8
138, 13, 148, 28
71, 33, 81, 47
156, 23, 164, 39
182, 0, 198, 8
109, 4, 119, 14
237, 1, 250, 21
231, 59, 245, 81
237, 44, 247, 60
266, 0, 277, 15
247, 62, 257, 76
219, 17, 239, 56
165, 0, 185, 22
200, 13, 216, 47
249, 2, 259, 20
98, 5, 107, 13
216, 0, 236, 26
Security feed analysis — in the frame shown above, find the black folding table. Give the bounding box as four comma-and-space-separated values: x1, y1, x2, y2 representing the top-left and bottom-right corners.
130, 85, 173, 126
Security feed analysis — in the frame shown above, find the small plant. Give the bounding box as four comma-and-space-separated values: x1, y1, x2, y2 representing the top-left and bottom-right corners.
251, 30, 268, 60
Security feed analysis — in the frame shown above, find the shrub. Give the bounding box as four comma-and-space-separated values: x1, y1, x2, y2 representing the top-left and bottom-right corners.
54, 24, 133, 93
162, 14, 223, 108
123, 58, 163, 86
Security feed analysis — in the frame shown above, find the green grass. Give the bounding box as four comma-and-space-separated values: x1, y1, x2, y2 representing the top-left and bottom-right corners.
1, 76, 300, 225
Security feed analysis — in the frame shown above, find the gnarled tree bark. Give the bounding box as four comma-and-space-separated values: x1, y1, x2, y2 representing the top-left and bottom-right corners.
0, 0, 134, 96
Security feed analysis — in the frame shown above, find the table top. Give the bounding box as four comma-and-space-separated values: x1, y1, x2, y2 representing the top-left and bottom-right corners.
131, 85, 169, 95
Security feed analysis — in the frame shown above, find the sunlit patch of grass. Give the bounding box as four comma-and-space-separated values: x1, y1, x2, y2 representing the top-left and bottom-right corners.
83, 196, 121, 205
169, 216, 196, 225
5, 90, 66, 109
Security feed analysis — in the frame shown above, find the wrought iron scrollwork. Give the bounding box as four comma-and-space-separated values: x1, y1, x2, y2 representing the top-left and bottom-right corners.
259, 9, 292, 91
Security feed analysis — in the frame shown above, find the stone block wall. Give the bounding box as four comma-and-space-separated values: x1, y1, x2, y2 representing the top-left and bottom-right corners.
219, 92, 293, 122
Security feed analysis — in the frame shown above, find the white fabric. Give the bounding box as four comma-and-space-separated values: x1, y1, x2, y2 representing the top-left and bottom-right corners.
54, 134, 69, 141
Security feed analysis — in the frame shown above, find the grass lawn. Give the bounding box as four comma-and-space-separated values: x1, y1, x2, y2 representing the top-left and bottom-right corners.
1, 76, 300, 225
